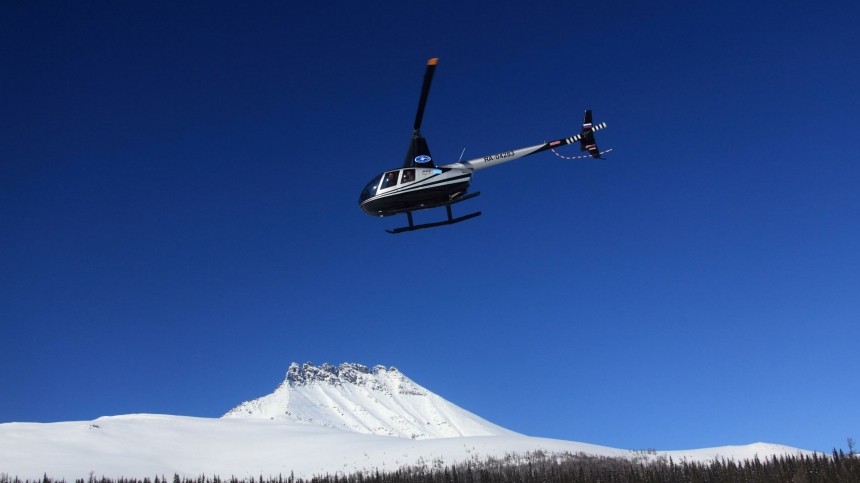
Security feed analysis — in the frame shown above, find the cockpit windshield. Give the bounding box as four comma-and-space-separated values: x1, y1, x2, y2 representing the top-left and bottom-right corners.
360, 168, 419, 204
360, 175, 382, 203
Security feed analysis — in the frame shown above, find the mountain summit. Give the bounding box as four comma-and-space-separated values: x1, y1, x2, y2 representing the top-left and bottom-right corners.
223, 362, 516, 439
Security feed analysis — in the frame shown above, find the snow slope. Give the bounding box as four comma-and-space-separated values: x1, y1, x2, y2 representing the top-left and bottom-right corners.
0, 362, 813, 480
0, 414, 808, 481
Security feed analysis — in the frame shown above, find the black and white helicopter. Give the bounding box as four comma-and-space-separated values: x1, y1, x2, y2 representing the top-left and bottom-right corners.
359, 58, 609, 234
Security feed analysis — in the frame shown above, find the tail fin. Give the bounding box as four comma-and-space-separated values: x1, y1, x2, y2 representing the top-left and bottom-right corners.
579, 110, 602, 159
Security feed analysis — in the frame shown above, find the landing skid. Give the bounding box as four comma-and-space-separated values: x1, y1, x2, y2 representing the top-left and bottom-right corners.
386, 192, 481, 234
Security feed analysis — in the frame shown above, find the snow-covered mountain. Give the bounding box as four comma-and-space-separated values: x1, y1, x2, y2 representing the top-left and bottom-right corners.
0, 362, 814, 480
223, 362, 516, 439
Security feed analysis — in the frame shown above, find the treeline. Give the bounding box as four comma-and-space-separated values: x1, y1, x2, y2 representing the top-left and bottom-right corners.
3, 449, 858, 483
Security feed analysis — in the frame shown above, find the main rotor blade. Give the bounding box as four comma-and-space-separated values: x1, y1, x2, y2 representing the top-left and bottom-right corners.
412, 58, 438, 132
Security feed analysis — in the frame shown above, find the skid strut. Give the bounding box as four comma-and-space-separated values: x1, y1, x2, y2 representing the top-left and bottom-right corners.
386, 192, 481, 234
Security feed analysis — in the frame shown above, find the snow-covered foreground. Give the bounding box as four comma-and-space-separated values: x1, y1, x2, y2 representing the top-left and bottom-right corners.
0, 364, 815, 480
0, 414, 809, 480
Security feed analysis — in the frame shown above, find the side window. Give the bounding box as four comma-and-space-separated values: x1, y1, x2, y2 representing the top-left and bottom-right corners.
381, 170, 400, 189
401, 169, 415, 183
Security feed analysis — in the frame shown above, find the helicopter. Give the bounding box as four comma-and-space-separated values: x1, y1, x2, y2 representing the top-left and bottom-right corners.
359, 57, 609, 234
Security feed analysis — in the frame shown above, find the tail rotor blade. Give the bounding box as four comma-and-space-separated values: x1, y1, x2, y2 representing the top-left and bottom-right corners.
412, 58, 438, 132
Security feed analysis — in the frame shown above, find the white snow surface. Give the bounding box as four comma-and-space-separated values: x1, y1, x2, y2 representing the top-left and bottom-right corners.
1, 362, 813, 480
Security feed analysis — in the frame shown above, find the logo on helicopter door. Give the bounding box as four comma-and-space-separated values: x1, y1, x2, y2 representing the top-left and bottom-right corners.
414, 155, 432, 164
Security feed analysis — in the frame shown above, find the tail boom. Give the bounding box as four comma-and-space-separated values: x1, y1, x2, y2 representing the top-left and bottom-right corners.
442, 110, 608, 171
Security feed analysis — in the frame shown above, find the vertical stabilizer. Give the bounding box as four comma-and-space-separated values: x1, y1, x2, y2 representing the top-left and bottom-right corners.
579, 109, 602, 159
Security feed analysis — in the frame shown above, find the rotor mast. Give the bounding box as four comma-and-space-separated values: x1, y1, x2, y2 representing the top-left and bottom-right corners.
403, 58, 439, 169
412, 57, 437, 135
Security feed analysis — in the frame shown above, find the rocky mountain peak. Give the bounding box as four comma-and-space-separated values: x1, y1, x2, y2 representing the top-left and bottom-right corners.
224, 361, 513, 439
283, 362, 400, 387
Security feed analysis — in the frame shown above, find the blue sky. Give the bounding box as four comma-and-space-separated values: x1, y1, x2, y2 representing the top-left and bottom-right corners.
2, 1, 858, 453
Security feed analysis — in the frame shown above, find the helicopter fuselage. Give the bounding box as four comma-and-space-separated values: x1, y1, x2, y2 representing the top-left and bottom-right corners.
358, 57, 608, 233
359, 166, 472, 216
